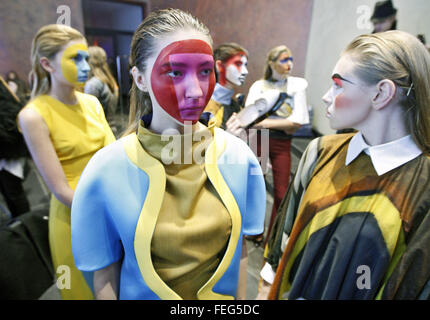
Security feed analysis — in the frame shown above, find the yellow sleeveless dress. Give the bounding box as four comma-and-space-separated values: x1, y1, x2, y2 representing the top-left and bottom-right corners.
24, 92, 115, 299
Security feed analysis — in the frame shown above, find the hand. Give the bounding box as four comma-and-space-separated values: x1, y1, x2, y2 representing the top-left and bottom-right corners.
226, 113, 247, 141
255, 279, 272, 300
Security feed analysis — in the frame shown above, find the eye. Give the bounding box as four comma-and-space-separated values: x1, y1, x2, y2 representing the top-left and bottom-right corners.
200, 69, 212, 76
167, 70, 183, 78
73, 54, 82, 62
333, 78, 342, 89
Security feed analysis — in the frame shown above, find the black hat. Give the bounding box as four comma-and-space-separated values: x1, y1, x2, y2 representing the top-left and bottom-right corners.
371, 0, 397, 21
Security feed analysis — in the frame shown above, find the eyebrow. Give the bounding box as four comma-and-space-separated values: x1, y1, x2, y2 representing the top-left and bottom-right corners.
161, 60, 214, 68
332, 73, 354, 84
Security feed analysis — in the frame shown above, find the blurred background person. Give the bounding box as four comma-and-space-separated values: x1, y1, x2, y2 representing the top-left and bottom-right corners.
5, 70, 30, 103
0, 76, 30, 220
245, 45, 309, 247
84, 46, 119, 135
205, 42, 249, 131
371, 0, 398, 33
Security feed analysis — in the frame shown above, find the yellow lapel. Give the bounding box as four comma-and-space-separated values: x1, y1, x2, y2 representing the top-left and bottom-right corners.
122, 133, 181, 299
198, 128, 242, 300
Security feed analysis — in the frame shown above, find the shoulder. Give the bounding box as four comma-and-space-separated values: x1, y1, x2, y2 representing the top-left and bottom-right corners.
18, 98, 50, 131
85, 137, 128, 171
315, 133, 355, 161
249, 80, 265, 90
320, 133, 354, 149
22, 95, 50, 114
301, 133, 355, 158
76, 91, 103, 114
214, 127, 257, 162
288, 76, 308, 91
76, 91, 99, 104
205, 99, 222, 113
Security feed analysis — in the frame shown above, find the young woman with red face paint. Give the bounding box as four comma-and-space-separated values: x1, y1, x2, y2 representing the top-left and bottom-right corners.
17, 24, 115, 300
71, 9, 266, 300
243, 45, 310, 248
204, 43, 249, 132
260, 31, 430, 300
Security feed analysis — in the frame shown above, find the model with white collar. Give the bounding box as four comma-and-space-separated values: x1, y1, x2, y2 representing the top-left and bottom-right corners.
260, 31, 430, 300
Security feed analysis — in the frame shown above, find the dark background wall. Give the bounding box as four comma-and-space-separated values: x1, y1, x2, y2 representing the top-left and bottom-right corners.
149, 0, 314, 96
0, 0, 313, 100
0, 0, 84, 84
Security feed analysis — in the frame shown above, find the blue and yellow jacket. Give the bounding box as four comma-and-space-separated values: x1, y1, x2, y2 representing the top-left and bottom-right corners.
71, 125, 266, 300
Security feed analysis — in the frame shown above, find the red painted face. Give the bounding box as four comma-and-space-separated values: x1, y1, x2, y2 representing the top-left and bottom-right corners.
331, 74, 354, 109
218, 52, 248, 86
150, 39, 215, 124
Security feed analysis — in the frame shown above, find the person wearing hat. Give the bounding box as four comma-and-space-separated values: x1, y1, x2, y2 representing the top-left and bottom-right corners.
371, 0, 398, 33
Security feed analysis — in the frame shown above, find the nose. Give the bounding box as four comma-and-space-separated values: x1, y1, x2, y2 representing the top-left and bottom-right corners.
322, 88, 332, 106
82, 59, 91, 73
242, 65, 249, 76
185, 73, 203, 99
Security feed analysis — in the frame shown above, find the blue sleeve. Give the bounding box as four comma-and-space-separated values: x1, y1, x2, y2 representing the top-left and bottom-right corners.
71, 147, 123, 272
243, 148, 266, 236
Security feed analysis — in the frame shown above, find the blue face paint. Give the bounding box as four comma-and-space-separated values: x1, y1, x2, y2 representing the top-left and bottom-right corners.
279, 57, 293, 64
75, 50, 90, 82
61, 43, 90, 87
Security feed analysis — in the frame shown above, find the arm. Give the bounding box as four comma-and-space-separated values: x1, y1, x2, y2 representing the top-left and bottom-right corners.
236, 239, 248, 300
254, 117, 301, 134
93, 260, 121, 300
18, 108, 74, 207
225, 112, 247, 141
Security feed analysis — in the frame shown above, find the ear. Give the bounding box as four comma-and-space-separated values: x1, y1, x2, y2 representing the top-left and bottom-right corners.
372, 79, 396, 111
215, 60, 224, 73
131, 66, 148, 92
40, 57, 54, 73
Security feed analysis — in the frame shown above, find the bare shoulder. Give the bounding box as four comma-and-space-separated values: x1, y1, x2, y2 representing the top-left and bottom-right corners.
18, 107, 49, 135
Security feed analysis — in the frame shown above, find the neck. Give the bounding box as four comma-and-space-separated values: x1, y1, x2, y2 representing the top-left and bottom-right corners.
358, 104, 409, 146
49, 80, 77, 105
223, 81, 235, 91
149, 107, 202, 135
271, 69, 288, 82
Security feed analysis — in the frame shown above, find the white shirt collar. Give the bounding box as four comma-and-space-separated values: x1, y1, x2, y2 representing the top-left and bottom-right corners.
211, 83, 234, 105
346, 132, 422, 176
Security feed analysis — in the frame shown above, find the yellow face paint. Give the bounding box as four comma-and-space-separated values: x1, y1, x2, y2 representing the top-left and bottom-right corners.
60, 43, 90, 87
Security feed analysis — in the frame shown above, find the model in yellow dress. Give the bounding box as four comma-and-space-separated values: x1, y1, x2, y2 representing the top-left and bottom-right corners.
18, 24, 115, 299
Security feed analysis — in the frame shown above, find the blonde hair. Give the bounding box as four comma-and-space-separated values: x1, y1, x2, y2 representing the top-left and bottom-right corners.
123, 8, 212, 136
263, 45, 292, 80
88, 46, 118, 94
344, 30, 430, 154
29, 24, 85, 99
